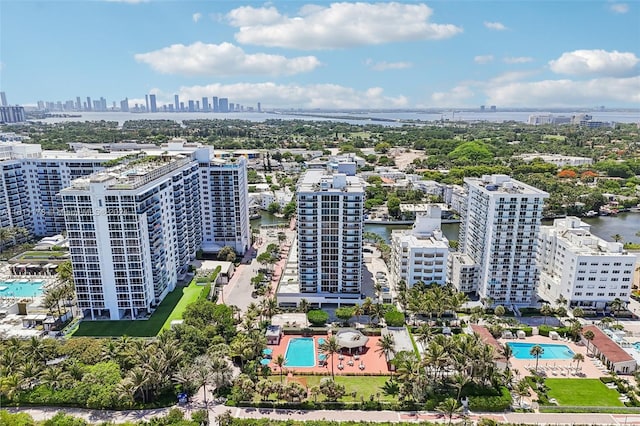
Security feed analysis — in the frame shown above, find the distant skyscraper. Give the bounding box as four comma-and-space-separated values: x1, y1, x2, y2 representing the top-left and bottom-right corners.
145, 95, 149, 112
149, 94, 157, 113
0, 92, 7, 106
201, 97, 209, 112
188, 100, 195, 112
195, 100, 200, 111
212, 97, 219, 112
100, 97, 107, 112
257, 102, 261, 112
0, 106, 25, 123
120, 98, 129, 112
180, 102, 185, 112
76, 97, 82, 110
229, 102, 234, 112
86, 97, 92, 111
490, 105, 497, 112
174, 95, 179, 111
480, 105, 485, 112
218, 98, 228, 112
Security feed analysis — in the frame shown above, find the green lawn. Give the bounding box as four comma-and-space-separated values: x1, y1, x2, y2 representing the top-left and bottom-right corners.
270, 375, 396, 402
545, 379, 624, 407
73, 280, 202, 337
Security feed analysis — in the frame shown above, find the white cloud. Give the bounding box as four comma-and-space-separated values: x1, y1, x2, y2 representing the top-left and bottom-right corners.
174, 82, 408, 109
485, 76, 640, 107
610, 3, 629, 13
503, 56, 533, 64
549, 49, 639, 77
429, 65, 639, 107
134, 42, 321, 76
227, 3, 462, 50
365, 59, 412, 71
192, 12, 202, 23
484, 21, 507, 31
226, 5, 283, 26
474, 55, 494, 64
431, 85, 475, 106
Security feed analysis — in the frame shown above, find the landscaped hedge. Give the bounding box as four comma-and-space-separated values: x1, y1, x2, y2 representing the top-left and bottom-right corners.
506, 326, 533, 337
538, 325, 571, 337
468, 386, 511, 412
307, 310, 329, 326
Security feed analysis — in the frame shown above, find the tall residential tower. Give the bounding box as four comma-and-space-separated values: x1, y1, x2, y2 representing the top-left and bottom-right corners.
61, 155, 202, 320
451, 175, 548, 307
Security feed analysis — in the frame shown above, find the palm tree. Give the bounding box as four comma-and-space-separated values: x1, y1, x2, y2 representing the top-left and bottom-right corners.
274, 354, 287, 383
572, 307, 584, 318
319, 335, 341, 380
298, 298, 310, 314
573, 353, 585, 374
502, 344, 513, 373
610, 298, 625, 325
376, 333, 396, 375
583, 330, 595, 355
530, 345, 544, 373
494, 305, 505, 322
451, 373, 471, 402
612, 233, 623, 243
436, 397, 461, 426
555, 294, 567, 308
362, 297, 373, 324
353, 303, 364, 326
540, 304, 553, 325
0, 227, 15, 254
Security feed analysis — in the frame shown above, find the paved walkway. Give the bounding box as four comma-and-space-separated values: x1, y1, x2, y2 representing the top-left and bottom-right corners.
8, 402, 640, 425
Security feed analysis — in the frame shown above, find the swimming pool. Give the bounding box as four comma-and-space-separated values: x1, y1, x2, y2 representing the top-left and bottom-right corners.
633, 342, 640, 352
0, 280, 45, 298
284, 337, 316, 367
507, 342, 575, 360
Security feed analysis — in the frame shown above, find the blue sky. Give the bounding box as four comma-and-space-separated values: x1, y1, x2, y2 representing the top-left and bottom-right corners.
1, 1, 639, 109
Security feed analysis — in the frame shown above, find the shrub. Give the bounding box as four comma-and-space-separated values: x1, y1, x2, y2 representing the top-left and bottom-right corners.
468, 387, 511, 412
307, 309, 329, 326
384, 310, 405, 327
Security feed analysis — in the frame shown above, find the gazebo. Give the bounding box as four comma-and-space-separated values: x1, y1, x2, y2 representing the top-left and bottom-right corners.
335, 328, 369, 353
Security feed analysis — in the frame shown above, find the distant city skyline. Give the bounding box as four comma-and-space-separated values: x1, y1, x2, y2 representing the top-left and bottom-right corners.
1, 1, 639, 109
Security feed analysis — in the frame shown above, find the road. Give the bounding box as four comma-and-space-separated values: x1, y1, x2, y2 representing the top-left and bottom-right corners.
219, 224, 295, 313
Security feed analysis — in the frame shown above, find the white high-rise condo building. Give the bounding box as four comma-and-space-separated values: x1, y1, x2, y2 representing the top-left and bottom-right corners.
452, 175, 548, 307
61, 155, 201, 320
0, 143, 128, 237
390, 205, 449, 288
537, 217, 635, 311
291, 170, 364, 307
197, 154, 250, 255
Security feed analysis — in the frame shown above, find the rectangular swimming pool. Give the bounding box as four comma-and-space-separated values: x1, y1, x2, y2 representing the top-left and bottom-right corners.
507, 342, 575, 360
0, 280, 45, 298
284, 337, 316, 367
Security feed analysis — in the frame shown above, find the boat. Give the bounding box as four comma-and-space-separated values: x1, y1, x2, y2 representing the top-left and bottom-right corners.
584, 210, 599, 217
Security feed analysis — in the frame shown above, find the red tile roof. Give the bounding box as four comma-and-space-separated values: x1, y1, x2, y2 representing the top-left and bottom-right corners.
471, 324, 506, 361
582, 325, 634, 364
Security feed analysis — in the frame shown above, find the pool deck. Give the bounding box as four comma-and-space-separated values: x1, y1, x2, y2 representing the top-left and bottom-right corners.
498, 335, 605, 379
266, 334, 390, 375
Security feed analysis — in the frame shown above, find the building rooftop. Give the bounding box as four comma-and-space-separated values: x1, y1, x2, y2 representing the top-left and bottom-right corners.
465, 174, 549, 196
546, 217, 629, 256
582, 325, 634, 364
298, 170, 364, 193
64, 155, 192, 191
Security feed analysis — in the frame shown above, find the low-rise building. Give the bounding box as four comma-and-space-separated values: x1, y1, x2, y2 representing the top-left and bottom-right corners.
390, 205, 449, 288
537, 217, 635, 311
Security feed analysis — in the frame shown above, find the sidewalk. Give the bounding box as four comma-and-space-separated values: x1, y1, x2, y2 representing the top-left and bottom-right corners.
8, 403, 640, 425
